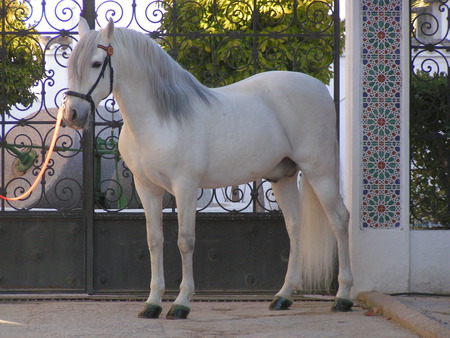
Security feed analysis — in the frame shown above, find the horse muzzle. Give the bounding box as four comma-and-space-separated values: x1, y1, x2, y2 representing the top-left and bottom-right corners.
63, 97, 91, 130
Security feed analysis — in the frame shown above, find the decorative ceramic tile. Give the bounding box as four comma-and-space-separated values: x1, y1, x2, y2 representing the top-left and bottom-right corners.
362, 15, 401, 56
362, 102, 401, 142
362, 189, 401, 229
361, 0, 403, 229
362, 144, 400, 182
362, 61, 401, 97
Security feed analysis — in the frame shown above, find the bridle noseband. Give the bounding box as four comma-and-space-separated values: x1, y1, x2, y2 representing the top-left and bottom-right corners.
65, 44, 114, 113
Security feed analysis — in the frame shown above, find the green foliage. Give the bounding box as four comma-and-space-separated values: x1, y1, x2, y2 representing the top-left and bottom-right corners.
159, 0, 343, 86
410, 71, 449, 227
0, 0, 43, 114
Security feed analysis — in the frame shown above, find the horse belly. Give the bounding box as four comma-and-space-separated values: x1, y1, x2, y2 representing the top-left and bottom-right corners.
196, 87, 300, 188
199, 130, 291, 188
199, 163, 274, 189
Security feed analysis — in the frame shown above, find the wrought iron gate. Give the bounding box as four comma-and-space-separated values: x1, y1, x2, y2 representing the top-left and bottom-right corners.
411, 0, 450, 228
0, 0, 341, 294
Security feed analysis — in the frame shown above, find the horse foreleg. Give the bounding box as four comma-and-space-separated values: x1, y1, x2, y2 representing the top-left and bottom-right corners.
269, 175, 301, 310
166, 184, 198, 320
134, 180, 166, 319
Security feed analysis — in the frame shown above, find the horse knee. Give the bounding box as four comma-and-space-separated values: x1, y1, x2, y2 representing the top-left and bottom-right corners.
148, 235, 163, 252
177, 233, 195, 254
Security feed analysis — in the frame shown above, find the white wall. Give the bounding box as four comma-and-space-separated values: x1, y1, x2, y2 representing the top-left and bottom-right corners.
410, 230, 450, 293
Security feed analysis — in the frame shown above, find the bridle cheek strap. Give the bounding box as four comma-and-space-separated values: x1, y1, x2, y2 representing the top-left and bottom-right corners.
65, 44, 114, 113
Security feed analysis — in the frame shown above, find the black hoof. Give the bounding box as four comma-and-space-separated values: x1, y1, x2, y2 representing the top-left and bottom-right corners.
331, 298, 353, 312
269, 296, 293, 310
138, 303, 162, 318
166, 304, 190, 319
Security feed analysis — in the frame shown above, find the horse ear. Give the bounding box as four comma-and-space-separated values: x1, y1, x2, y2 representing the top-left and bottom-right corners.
78, 17, 90, 38
101, 18, 115, 42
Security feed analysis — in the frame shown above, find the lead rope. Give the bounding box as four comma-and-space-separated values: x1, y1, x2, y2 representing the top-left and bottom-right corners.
0, 104, 64, 201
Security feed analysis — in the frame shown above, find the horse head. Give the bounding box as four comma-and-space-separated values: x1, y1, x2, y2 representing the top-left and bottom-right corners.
64, 17, 115, 130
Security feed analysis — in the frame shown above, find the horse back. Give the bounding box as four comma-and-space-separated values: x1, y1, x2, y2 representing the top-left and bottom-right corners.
216, 71, 337, 143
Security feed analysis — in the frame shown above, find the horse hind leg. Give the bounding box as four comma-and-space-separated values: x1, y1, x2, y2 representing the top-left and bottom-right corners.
303, 167, 354, 312
268, 174, 301, 310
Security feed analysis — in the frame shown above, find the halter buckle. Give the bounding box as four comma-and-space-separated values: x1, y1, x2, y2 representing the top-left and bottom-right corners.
98, 44, 114, 56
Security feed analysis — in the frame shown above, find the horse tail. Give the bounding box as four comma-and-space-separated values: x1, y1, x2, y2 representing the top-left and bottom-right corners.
298, 173, 337, 292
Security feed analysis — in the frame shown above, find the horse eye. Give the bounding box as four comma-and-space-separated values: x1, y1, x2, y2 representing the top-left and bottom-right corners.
92, 61, 102, 68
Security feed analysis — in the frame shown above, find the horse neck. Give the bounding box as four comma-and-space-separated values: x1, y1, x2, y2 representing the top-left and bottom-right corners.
110, 29, 217, 138
111, 35, 164, 132
111, 31, 208, 130
112, 88, 166, 145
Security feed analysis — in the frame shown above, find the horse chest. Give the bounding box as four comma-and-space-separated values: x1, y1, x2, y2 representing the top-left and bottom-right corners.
118, 128, 180, 190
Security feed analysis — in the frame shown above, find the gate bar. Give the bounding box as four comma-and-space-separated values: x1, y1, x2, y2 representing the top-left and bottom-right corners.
82, 0, 96, 294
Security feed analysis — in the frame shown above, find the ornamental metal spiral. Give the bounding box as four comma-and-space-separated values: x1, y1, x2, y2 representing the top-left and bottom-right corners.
1, 0, 340, 216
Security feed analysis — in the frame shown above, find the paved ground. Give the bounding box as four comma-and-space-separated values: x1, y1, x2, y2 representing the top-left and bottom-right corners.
359, 292, 450, 338
0, 296, 413, 337
395, 294, 450, 331
0, 292, 448, 337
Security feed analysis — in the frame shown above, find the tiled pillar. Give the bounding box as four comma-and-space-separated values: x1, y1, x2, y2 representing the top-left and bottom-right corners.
345, 0, 410, 295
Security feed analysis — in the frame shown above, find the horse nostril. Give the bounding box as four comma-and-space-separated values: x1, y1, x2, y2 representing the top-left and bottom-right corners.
70, 108, 78, 121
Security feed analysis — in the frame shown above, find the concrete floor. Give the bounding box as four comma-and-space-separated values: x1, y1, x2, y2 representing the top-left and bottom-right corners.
0, 298, 418, 337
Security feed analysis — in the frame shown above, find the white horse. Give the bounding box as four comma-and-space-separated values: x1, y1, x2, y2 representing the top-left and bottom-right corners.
64, 18, 353, 319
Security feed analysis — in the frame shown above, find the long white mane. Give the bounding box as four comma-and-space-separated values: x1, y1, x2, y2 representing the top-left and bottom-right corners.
68, 27, 216, 121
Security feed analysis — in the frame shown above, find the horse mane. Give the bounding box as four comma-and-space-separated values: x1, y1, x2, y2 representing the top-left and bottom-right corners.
69, 28, 216, 121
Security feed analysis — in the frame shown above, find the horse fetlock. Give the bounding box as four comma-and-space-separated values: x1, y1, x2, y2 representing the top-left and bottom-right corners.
338, 275, 353, 288
148, 288, 165, 304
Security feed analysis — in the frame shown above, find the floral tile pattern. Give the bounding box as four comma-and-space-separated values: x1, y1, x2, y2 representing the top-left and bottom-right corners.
361, 0, 402, 229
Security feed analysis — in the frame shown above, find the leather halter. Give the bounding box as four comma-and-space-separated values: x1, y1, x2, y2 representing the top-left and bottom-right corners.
65, 44, 114, 113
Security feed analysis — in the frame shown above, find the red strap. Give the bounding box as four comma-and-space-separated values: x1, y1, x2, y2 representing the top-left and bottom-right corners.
98, 44, 114, 56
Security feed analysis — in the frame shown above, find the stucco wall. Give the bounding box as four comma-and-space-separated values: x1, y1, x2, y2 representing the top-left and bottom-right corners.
410, 230, 450, 293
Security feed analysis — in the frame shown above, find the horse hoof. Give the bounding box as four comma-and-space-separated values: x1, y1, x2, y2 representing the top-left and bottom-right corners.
166, 304, 190, 319
331, 298, 353, 312
269, 296, 293, 310
138, 303, 162, 318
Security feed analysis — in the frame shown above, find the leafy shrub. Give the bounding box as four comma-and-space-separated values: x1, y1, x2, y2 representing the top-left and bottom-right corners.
0, 0, 43, 113
410, 71, 449, 228
158, 0, 343, 86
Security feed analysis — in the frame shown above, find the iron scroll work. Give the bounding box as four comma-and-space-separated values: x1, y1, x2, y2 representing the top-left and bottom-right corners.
0, 0, 341, 215
411, 0, 450, 228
